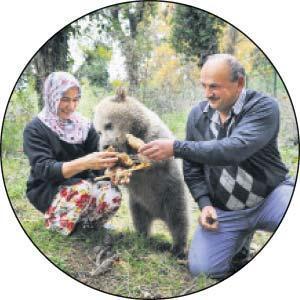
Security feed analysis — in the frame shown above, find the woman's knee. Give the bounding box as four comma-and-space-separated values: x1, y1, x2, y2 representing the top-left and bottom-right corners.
75, 179, 92, 193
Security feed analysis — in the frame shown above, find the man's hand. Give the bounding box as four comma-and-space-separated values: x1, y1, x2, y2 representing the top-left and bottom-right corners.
199, 205, 219, 231
139, 139, 175, 161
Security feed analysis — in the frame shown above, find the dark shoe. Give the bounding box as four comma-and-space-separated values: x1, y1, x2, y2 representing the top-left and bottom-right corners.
230, 251, 251, 272
230, 232, 256, 272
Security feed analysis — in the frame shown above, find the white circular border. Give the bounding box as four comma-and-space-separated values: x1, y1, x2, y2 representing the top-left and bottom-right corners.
0, 1, 299, 300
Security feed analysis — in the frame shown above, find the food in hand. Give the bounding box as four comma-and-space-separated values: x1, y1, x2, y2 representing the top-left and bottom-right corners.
126, 133, 145, 150
95, 134, 151, 182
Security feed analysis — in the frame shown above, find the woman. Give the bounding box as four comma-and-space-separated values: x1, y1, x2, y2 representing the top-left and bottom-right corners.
23, 71, 126, 235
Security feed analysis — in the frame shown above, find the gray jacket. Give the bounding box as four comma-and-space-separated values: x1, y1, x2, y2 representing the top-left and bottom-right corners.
174, 89, 289, 211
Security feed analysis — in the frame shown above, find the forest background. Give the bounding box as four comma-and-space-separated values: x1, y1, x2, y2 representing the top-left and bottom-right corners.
1, 1, 299, 298
2, 1, 298, 156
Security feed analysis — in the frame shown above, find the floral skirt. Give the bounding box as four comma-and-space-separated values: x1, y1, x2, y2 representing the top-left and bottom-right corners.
44, 180, 122, 235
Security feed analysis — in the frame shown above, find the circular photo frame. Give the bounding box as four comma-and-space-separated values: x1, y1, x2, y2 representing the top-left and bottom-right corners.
1, 1, 299, 299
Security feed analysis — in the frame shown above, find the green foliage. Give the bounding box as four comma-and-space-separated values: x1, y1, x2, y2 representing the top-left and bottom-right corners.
111, 79, 128, 89
279, 146, 299, 177
1, 155, 37, 222
171, 6, 225, 65
77, 79, 110, 119
246, 50, 279, 96
2, 78, 38, 155
76, 45, 111, 86
95, 2, 158, 92
161, 111, 188, 139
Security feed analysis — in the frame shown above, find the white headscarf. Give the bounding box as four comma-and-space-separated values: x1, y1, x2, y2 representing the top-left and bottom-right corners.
38, 72, 91, 144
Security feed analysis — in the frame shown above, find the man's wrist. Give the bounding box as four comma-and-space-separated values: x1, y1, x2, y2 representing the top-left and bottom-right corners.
173, 140, 182, 158
197, 195, 212, 210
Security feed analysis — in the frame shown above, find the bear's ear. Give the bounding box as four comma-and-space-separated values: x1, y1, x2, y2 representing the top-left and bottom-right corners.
113, 87, 127, 102
130, 119, 148, 141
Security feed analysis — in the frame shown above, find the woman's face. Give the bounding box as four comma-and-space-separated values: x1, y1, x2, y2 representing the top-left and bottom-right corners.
57, 87, 80, 120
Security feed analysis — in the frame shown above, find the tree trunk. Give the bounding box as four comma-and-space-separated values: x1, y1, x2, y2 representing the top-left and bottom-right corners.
225, 26, 238, 55
107, 3, 149, 95
122, 39, 139, 94
32, 30, 70, 110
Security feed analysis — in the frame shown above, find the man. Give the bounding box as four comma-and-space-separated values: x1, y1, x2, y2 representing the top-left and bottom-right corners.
139, 54, 294, 279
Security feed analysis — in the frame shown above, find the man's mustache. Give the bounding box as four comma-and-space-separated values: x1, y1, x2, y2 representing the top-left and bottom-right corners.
208, 96, 219, 101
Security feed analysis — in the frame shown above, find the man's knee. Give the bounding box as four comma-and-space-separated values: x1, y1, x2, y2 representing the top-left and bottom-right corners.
188, 253, 211, 277
188, 247, 230, 278
258, 181, 294, 231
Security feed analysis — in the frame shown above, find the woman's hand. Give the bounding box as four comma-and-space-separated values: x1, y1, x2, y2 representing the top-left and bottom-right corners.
83, 152, 118, 170
62, 151, 118, 179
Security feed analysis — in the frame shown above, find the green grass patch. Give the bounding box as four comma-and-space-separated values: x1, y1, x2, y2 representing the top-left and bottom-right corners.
161, 110, 188, 140
22, 219, 72, 271
99, 229, 214, 298
280, 146, 299, 177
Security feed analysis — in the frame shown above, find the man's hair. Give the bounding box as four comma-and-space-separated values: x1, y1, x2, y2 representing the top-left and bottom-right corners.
204, 53, 246, 82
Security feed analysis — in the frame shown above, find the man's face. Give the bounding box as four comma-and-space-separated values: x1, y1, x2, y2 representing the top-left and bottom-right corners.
200, 61, 244, 114
57, 87, 80, 120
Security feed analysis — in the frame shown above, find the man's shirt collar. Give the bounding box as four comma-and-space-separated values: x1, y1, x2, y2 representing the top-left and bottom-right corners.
203, 88, 247, 123
232, 88, 246, 115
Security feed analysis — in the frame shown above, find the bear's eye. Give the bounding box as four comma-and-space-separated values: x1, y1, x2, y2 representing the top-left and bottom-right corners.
96, 130, 102, 135
104, 123, 113, 130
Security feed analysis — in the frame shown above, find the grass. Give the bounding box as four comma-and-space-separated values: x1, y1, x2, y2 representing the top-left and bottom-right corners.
1, 156, 72, 271
161, 110, 189, 140
1, 153, 216, 298
1, 110, 298, 298
23, 219, 72, 270
279, 146, 299, 177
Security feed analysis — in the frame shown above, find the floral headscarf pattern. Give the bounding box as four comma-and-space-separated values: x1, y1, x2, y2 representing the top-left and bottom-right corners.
38, 71, 90, 144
